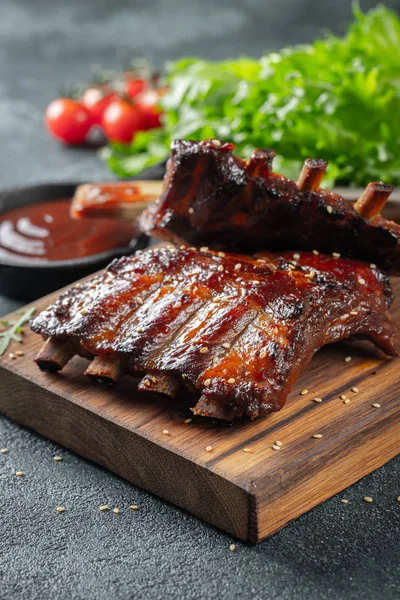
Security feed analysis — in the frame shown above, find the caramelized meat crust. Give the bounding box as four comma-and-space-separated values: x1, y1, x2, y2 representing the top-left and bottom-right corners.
30, 246, 398, 420
140, 139, 400, 273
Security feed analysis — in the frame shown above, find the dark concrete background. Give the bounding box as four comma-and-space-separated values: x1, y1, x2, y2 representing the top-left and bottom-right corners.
0, 1, 399, 598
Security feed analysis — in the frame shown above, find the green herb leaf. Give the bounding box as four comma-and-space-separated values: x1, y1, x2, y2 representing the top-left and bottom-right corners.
0, 307, 36, 356
103, 6, 400, 187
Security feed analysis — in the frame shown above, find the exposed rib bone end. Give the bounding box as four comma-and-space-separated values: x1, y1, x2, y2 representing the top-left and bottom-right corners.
247, 149, 276, 178
138, 373, 181, 398
35, 338, 76, 372
297, 158, 328, 192
192, 395, 237, 421
85, 355, 126, 386
354, 182, 393, 221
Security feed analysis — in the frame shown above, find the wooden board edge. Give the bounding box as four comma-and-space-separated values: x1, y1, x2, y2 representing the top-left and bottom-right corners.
251, 411, 400, 542
0, 365, 252, 541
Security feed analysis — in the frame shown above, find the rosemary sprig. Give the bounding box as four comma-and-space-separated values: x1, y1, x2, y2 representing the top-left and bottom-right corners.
0, 306, 36, 356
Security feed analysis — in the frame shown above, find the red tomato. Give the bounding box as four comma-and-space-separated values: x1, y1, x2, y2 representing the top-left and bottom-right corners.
101, 98, 144, 143
81, 87, 114, 124
45, 99, 92, 144
135, 90, 163, 130
126, 78, 147, 99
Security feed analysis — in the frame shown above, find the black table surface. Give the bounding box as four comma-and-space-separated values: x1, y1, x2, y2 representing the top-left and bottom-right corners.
0, 1, 399, 598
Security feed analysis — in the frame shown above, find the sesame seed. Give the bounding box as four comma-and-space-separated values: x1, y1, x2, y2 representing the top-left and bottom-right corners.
340, 499, 349, 504
200, 346, 209, 354
344, 356, 352, 363
363, 496, 373, 503
272, 444, 281, 451
397, 497, 400, 503
99, 505, 109, 511
200, 246, 209, 252
213, 297, 221, 303
129, 505, 139, 510
358, 278, 366, 285
350, 311, 359, 316
340, 394, 347, 400
152, 377, 157, 383
137, 327, 143, 333
75, 283, 81, 289
211, 139, 221, 147
275, 440, 283, 447
204, 379, 211, 387
243, 447, 253, 453
53, 456, 63, 462
113, 508, 119, 514
163, 429, 170, 435
351, 387, 359, 393
222, 342, 231, 349
313, 249, 319, 255
206, 446, 213, 452
370, 263, 377, 269
288, 263, 296, 270
230, 544, 236, 552
312, 434, 323, 439
137, 298, 143, 305
327, 206, 333, 214
217, 265, 224, 272
293, 253, 300, 261
1, 448, 8, 454
332, 252, 341, 258
234, 263, 242, 272
173, 301, 182, 309
184, 418, 192, 424
254, 280, 261, 285
56, 507, 65, 513
180, 245, 187, 250
256, 258, 267, 263
259, 349, 267, 359
218, 251, 226, 258
313, 397, 322, 403
15, 471, 24, 477
80, 309, 89, 315
343, 398, 351, 404
372, 403, 381, 408
15, 351, 25, 357
228, 378, 236, 384
143, 379, 151, 388
304, 271, 315, 279
8, 353, 16, 360
188, 207, 194, 214
300, 389, 309, 395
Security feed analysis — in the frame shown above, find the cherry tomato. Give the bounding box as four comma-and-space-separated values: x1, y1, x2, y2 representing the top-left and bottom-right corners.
81, 87, 114, 124
125, 78, 147, 100
45, 99, 92, 144
101, 98, 144, 143
135, 89, 163, 130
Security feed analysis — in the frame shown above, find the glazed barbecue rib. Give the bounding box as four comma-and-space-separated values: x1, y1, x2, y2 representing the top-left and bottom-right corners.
31, 246, 398, 420
71, 139, 400, 273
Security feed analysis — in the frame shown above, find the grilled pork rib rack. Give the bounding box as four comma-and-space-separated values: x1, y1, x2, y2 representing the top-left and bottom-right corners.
72, 139, 400, 273
31, 246, 398, 420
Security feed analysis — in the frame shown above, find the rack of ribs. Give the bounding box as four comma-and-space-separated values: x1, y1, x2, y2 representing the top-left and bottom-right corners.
31, 245, 398, 421
71, 139, 400, 273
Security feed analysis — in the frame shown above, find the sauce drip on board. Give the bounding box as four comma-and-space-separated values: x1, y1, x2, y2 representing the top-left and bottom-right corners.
0, 198, 138, 262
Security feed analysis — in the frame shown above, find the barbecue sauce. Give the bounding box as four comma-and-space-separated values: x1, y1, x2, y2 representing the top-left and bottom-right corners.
0, 198, 137, 262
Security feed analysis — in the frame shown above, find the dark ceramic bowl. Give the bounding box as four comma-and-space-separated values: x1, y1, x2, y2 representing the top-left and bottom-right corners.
0, 183, 148, 301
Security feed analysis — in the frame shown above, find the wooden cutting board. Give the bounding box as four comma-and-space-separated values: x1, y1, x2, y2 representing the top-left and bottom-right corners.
0, 274, 399, 543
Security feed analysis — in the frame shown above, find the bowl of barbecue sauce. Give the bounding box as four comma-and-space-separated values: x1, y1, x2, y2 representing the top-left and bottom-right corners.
0, 183, 147, 300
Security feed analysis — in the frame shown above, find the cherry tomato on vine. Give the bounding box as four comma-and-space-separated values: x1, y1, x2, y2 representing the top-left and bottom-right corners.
45, 99, 92, 144
135, 89, 163, 130
81, 87, 115, 125
101, 98, 144, 143
125, 78, 147, 100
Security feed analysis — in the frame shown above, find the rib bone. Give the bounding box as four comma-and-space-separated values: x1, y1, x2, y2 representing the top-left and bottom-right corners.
85, 355, 126, 385
297, 158, 328, 192
35, 338, 76, 372
354, 182, 393, 221
138, 373, 181, 398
